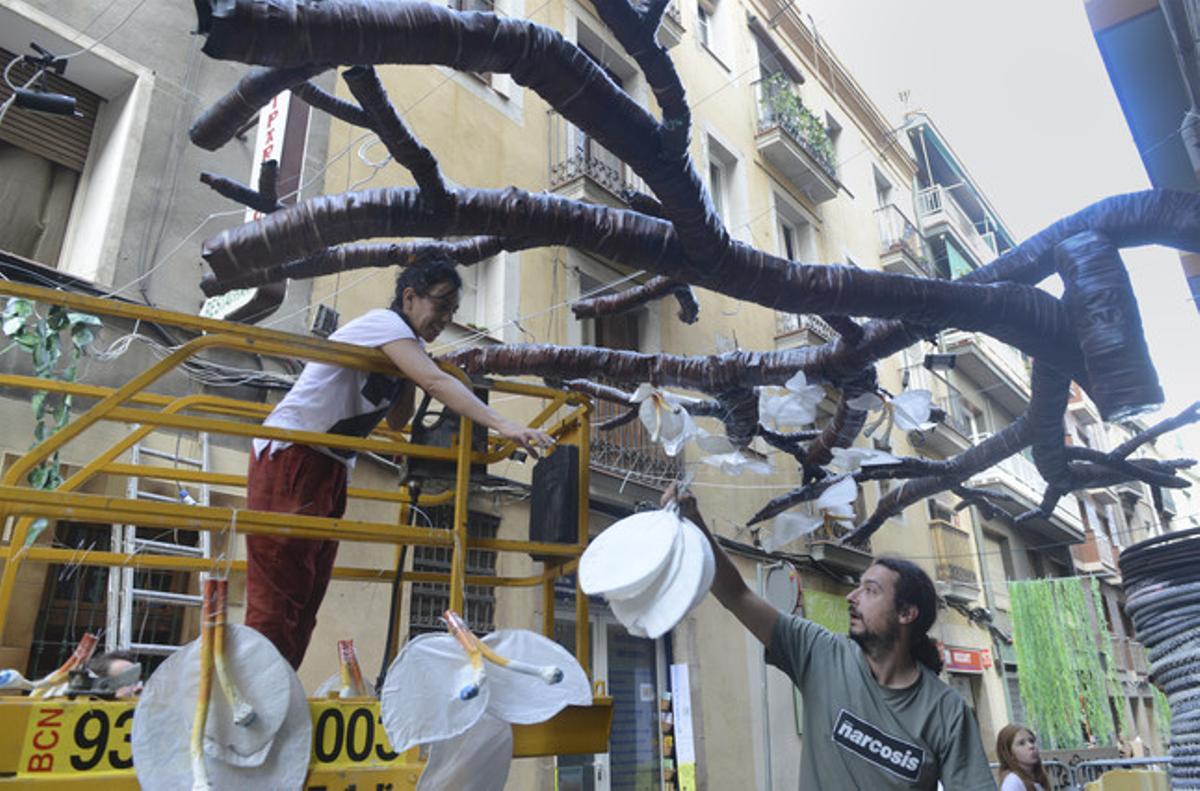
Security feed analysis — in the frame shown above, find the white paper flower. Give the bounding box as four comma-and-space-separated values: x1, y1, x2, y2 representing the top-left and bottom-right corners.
828, 446, 901, 473
694, 431, 736, 455
381, 628, 592, 785
890, 390, 934, 430
631, 384, 699, 457
847, 389, 934, 442
762, 477, 858, 552
758, 372, 826, 431
699, 449, 775, 476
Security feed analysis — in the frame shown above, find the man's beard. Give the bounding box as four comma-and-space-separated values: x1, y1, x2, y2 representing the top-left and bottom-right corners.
849, 621, 900, 658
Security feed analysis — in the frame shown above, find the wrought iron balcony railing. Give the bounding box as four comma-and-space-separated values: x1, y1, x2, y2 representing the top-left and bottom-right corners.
588, 388, 682, 488
875, 204, 933, 277
548, 111, 649, 203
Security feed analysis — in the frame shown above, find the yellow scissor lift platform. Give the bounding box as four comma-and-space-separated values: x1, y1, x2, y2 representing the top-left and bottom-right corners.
0, 281, 612, 788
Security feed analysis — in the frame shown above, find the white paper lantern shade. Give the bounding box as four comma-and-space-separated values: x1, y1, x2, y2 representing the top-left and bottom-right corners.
685, 522, 717, 614
631, 519, 714, 640
380, 633, 491, 755
132, 624, 311, 790
476, 630, 592, 725
416, 713, 513, 791
578, 509, 682, 600
608, 527, 687, 638
381, 628, 592, 757
580, 508, 716, 640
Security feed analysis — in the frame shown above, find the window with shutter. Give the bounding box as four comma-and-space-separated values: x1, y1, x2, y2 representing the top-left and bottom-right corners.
0, 47, 103, 267
409, 507, 499, 636
0, 47, 102, 171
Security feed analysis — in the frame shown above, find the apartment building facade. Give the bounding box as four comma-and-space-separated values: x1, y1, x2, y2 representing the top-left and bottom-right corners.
902, 112, 1177, 757
0, 0, 339, 672
0, 0, 1185, 789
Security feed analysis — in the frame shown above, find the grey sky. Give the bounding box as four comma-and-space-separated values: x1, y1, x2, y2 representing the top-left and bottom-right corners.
802, 0, 1200, 456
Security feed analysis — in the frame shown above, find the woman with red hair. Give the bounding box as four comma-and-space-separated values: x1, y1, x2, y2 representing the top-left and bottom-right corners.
996, 724, 1051, 790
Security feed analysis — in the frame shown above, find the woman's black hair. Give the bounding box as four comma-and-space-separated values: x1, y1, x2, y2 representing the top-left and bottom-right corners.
88, 649, 138, 677
873, 556, 944, 673
390, 257, 464, 313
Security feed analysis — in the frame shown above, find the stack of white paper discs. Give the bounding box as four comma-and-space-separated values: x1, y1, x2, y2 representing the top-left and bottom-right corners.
579, 508, 715, 639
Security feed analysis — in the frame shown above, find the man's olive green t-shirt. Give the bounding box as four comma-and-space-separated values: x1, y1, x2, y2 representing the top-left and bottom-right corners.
766, 614, 996, 790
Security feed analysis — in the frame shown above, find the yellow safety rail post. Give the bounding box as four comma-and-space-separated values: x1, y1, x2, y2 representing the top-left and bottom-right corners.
448, 413, 473, 615
575, 405, 592, 677
542, 565, 557, 640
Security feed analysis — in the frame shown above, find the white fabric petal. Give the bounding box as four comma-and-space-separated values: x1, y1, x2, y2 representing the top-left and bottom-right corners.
847, 392, 885, 411
700, 451, 774, 476
859, 449, 901, 466
759, 392, 819, 431
830, 447, 902, 472
826, 503, 856, 520
418, 714, 513, 791
694, 430, 736, 455
637, 398, 660, 439
828, 448, 865, 472
698, 452, 733, 472
816, 477, 858, 510
660, 408, 698, 456
380, 633, 489, 754
763, 511, 823, 552
656, 403, 683, 444
630, 383, 655, 403
783, 370, 809, 392
480, 631, 592, 724
892, 390, 933, 431
738, 455, 776, 475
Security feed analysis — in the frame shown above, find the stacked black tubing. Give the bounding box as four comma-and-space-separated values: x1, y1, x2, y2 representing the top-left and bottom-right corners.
1121, 526, 1200, 787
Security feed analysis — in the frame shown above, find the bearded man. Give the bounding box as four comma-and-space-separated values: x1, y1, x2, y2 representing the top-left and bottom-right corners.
665, 486, 995, 790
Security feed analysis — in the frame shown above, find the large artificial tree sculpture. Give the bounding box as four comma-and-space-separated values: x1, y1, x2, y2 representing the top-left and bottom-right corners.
188, 0, 1200, 547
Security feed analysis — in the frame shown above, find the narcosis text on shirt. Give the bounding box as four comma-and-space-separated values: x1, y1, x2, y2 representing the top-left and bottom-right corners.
832, 708, 925, 781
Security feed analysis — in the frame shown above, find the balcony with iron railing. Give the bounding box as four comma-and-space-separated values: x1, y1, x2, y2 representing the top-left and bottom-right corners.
930, 519, 981, 603
875, 204, 933, 278
803, 515, 874, 575
588, 387, 682, 489
939, 329, 1031, 416
908, 379, 979, 458
1129, 638, 1149, 675
968, 451, 1087, 543
1107, 635, 1149, 676
657, 0, 684, 48
548, 111, 650, 208
1067, 381, 1102, 426
753, 74, 838, 203
915, 184, 1000, 268
775, 312, 839, 349
1073, 527, 1120, 577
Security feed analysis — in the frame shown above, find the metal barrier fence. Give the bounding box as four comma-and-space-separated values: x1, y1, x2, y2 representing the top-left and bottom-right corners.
1073, 758, 1172, 786
990, 757, 1171, 789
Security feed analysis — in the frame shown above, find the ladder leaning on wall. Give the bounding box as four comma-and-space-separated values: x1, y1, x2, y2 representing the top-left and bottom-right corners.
105, 430, 212, 655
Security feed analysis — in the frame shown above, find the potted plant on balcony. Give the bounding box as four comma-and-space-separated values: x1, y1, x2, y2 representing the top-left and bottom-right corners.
759, 73, 837, 177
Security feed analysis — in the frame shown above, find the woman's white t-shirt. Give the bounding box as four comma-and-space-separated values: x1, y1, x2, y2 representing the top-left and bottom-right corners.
253, 309, 422, 468
1000, 772, 1044, 791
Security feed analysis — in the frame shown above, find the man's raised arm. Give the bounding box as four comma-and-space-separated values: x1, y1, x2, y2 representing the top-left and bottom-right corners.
663, 485, 780, 646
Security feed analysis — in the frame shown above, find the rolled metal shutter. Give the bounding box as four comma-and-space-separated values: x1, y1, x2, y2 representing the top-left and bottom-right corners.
0, 47, 102, 172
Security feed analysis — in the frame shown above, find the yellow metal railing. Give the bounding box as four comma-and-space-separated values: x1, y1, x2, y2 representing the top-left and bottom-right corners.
0, 281, 596, 676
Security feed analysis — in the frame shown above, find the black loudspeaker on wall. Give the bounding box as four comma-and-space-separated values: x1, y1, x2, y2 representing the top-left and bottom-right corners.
528, 444, 580, 562
406, 387, 489, 492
